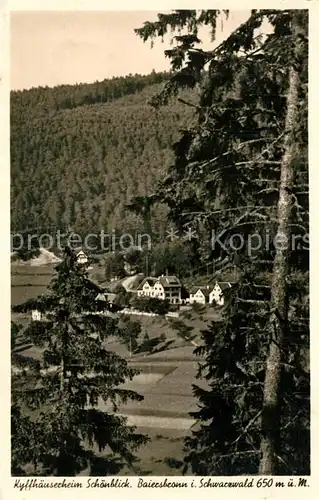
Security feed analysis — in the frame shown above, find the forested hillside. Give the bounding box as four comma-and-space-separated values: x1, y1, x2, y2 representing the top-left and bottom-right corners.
11, 72, 196, 235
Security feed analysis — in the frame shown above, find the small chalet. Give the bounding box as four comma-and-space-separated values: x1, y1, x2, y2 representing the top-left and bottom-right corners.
31, 309, 42, 322
189, 286, 211, 305
76, 249, 88, 265
209, 282, 232, 306
137, 275, 182, 304
137, 278, 157, 298
95, 292, 117, 311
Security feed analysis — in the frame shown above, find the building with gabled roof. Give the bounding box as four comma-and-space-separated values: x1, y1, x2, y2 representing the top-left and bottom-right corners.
137, 275, 182, 304
95, 291, 118, 311
31, 309, 42, 321
209, 281, 232, 306
189, 286, 211, 305
95, 292, 107, 303
74, 248, 88, 265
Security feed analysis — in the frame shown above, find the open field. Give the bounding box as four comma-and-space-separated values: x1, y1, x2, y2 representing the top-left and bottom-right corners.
11, 263, 101, 306
11, 264, 56, 275
12, 285, 48, 307
11, 264, 55, 306
89, 359, 205, 475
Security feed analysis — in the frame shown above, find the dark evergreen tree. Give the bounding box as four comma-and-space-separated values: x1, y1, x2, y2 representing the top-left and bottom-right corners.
136, 9, 309, 474
105, 252, 126, 280
117, 317, 141, 355
11, 247, 149, 476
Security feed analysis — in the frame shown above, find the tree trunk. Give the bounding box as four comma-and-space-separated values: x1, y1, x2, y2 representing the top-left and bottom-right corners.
258, 44, 300, 473
60, 319, 68, 393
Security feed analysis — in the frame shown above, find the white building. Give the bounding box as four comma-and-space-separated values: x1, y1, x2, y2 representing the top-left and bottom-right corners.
137, 275, 182, 304
137, 278, 157, 298
76, 250, 88, 265
95, 292, 107, 303
189, 286, 211, 305
209, 282, 232, 306
31, 309, 42, 321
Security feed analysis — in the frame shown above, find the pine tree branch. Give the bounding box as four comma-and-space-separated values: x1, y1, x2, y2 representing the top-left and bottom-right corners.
177, 97, 200, 109
215, 450, 260, 459
182, 204, 275, 217
203, 160, 281, 182
258, 188, 279, 194
230, 409, 263, 448
187, 135, 285, 174
236, 298, 269, 304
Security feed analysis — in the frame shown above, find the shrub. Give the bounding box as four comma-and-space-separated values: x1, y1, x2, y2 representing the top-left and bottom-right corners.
130, 296, 170, 315
192, 302, 206, 314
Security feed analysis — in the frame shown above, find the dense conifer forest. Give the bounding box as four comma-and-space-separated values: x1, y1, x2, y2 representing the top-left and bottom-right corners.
11, 71, 196, 235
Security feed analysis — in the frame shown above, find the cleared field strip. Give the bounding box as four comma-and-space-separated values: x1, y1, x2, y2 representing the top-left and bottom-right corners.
11, 285, 48, 306
98, 360, 199, 424
13, 358, 199, 430
11, 268, 55, 275
99, 391, 196, 415
120, 413, 194, 430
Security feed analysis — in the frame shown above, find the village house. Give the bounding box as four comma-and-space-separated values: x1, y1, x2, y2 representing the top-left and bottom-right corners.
95, 292, 117, 310
31, 309, 42, 321
137, 275, 182, 304
189, 286, 211, 305
209, 282, 232, 306
137, 278, 157, 298
75, 249, 88, 265
95, 292, 107, 307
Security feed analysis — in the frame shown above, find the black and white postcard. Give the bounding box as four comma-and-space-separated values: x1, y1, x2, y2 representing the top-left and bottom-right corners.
3, 1, 317, 498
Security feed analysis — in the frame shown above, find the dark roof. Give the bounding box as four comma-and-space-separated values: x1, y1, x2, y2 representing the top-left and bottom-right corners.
136, 277, 158, 290
215, 281, 232, 291
158, 275, 181, 288
137, 275, 181, 290
95, 292, 117, 303
189, 286, 211, 297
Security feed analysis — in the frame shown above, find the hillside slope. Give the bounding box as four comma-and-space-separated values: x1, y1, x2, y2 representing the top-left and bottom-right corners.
11, 72, 197, 237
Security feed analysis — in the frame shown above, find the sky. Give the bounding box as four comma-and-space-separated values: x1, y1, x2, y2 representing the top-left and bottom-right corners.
10, 10, 254, 90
